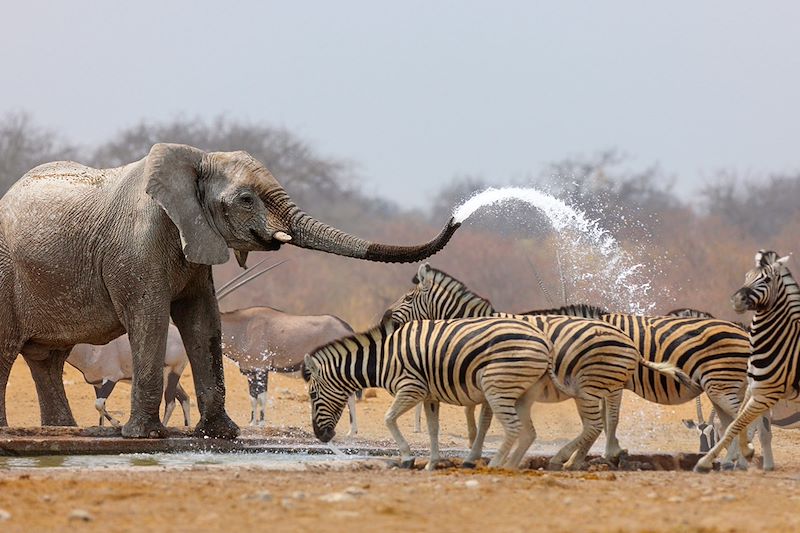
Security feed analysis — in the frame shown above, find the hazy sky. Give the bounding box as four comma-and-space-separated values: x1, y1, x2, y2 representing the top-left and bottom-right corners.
2, 1, 798, 209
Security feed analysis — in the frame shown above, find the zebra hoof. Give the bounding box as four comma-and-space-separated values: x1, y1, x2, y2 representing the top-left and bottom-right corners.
735, 462, 748, 472
400, 459, 415, 469
720, 462, 736, 471
693, 462, 712, 474
462, 461, 476, 469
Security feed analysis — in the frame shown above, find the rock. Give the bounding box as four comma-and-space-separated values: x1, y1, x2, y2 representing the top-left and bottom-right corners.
69, 509, 93, 522
291, 491, 307, 500
0, 509, 10, 521
319, 492, 355, 503
243, 491, 272, 501
464, 479, 480, 489
344, 486, 366, 497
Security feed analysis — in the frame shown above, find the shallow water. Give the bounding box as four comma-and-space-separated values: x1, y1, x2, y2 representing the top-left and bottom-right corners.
0, 451, 369, 471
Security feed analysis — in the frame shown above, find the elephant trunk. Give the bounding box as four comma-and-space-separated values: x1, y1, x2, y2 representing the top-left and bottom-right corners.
266, 190, 460, 264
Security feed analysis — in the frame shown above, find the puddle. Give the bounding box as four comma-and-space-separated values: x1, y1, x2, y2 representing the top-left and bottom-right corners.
0, 451, 370, 471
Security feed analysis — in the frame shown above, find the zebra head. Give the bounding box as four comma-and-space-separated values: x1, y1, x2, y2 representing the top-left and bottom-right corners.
732, 250, 790, 313
302, 350, 351, 443
383, 263, 438, 325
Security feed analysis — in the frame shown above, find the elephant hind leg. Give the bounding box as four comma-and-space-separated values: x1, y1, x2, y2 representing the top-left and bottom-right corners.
25, 350, 77, 426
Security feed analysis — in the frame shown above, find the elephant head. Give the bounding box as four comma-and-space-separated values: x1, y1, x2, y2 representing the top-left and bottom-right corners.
144, 143, 460, 267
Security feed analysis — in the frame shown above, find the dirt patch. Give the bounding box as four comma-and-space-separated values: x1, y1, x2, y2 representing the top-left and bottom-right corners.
3, 358, 800, 531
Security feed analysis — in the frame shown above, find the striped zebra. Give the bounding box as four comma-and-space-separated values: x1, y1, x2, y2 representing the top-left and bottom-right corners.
386, 264, 664, 470
302, 317, 552, 470
695, 250, 798, 472
387, 263, 775, 470
664, 308, 772, 458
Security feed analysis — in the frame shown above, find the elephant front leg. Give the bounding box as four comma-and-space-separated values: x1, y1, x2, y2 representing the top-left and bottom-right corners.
25, 350, 77, 426
0, 352, 17, 426
171, 284, 239, 440
122, 314, 169, 438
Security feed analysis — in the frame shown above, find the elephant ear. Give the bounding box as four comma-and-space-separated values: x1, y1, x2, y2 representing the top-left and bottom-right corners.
144, 143, 229, 265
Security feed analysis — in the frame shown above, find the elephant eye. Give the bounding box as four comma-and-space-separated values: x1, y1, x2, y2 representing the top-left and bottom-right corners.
237, 193, 255, 207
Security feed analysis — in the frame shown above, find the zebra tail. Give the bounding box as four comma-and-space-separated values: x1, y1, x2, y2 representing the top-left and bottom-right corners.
640, 359, 700, 390
546, 362, 576, 398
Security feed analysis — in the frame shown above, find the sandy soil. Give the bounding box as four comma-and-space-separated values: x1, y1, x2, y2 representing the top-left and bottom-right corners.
2, 358, 800, 532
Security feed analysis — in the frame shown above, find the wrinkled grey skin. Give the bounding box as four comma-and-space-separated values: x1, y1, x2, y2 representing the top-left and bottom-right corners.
68, 323, 191, 427
220, 306, 356, 431
0, 143, 459, 438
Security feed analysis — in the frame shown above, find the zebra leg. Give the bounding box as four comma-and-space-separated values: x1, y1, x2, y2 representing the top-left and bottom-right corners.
463, 402, 493, 467
423, 401, 441, 471
346, 394, 358, 437
384, 390, 425, 468
710, 406, 740, 469
94, 380, 120, 427
413, 403, 422, 433
551, 394, 604, 470
504, 387, 537, 469
602, 389, 625, 460
175, 384, 191, 427
484, 390, 521, 469
465, 405, 477, 446
694, 394, 774, 473
758, 416, 774, 471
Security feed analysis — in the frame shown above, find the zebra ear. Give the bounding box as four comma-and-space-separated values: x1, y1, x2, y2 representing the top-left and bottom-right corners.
417, 263, 433, 290
778, 255, 791, 265
303, 354, 319, 378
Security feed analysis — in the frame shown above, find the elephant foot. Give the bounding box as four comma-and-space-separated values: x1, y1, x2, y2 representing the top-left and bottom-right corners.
41, 412, 78, 427
194, 411, 240, 439
122, 415, 167, 439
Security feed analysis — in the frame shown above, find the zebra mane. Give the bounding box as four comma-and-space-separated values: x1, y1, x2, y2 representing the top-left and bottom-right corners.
520, 303, 609, 318
423, 267, 495, 308
304, 319, 397, 379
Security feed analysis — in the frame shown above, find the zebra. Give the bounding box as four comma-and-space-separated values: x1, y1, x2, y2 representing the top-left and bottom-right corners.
664, 308, 773, 457
386, 263, 775, 470
302, 317, 552, 470
385, 264, 667, 470
694, 250, 798, 472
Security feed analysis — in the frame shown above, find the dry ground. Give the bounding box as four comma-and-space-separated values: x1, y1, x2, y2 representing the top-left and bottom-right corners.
1, 358, 800, 532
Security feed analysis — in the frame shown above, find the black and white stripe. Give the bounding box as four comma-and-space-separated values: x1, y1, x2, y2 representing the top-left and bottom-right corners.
386, 264, 652, 469
303, 317, 551, 469
695, 250, 797, 472
386, 263, 775, 469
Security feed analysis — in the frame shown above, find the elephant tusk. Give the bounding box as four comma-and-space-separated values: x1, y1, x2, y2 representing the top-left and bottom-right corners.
274, 231, 292, 243
234, 250, 249, 269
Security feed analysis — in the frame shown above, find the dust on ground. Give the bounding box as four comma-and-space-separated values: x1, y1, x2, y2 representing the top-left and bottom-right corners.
2, 358, 800, 532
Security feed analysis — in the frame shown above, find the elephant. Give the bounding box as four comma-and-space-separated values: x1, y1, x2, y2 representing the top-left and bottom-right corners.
68, 323, 191, 428
219, 306, 358, 432
0, 143, 460, 438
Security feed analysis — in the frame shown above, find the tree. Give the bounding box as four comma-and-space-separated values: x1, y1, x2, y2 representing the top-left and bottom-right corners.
0, 112, 77, 195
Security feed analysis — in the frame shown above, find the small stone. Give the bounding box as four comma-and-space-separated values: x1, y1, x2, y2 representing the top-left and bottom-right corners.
464, 479, 480, 489
720, 495, 736, 502
646, 492, 658, 499
280, 498, 296, 510
344, 486, 366, 497
69, 509, 93, 522
319, 492, 355, 503
245, 491, 272, 501
0, 509, 10, 521
291, 491, 307, 500
667, 496, 684, 504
